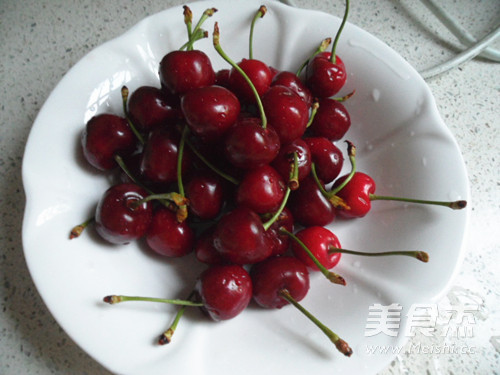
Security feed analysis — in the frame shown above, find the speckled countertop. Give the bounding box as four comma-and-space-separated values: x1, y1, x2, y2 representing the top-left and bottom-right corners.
1, 0, 498, 374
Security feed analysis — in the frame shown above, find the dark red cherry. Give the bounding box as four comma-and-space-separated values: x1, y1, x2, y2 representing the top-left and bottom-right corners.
140, 127, 191, 185
81, 114, 136, 171
95, 183, 152, 245
291, 226, 341, 271
159, 50, 215, 95
262, 85, 309, 144
181, 85, 241, 141
304, 137, 344, 184
289, 176, 336, 227
228, 59, 272, 103
271, 138, 312, 183
271, 70, 312, 108
213, 206, 272, 264
309, 98, 351, 141
305, 52, 346, 98
250, 256, 309, 309
186, 172, 226, 220
127, 86, 180, 132
194, 227, 227, 265
264, 207, 294, 256
236, 165, 286, 214
224, 117, 280, 170
195, 264, 253, 321
215, 68, 231, 88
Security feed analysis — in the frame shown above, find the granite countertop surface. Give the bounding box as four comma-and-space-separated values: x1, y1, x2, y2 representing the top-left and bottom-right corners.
1, 0, 498, 374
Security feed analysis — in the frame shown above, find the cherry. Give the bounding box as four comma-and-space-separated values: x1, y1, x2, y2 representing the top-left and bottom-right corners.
215, 68, 231, 88
213, 206, 272, 265
271, 70, 313, 108
145, 207, 194, 257
262, 207, 294, 256
333, 171, 467, 218
236, 165, 286, 214
185, 172, 226, 220
127, 86, 180, 132
95, 183, 153, 245
228, 58, 272, 104
81, 114, 136, 171
181, 85, 241, 141
194, 227, 227, 265
291, 226, 341, 271
304, 137, 343, 183
195, 264, 253, 321
262, 85, 310, 144
271, 138, 312, 185
309, 98, 351, 141
250, 256, 309, 309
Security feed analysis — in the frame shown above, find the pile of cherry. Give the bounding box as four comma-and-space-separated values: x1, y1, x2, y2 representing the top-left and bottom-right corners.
73, 3, 466, 357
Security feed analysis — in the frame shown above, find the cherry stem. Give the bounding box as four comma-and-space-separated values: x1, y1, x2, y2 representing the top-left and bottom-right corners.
278, 289, 353, 357
158, 291, 195, 345
330, 0, 350, 63
185, 136, 239, 185
121, 86, 145, 145
288, 151, 300, 190
329, 248, 429, 263
103, 295, 203, 306
69, 217, 94, 239
249, 5, 267, 59
183, 5, 193, 41
133, 192, 188, 221
369, 194, 467, 210
329, 140, 356, 196
176, 126, 189, 222
262, 152, 298, 231
306, 101, 320, 128
280, 228, 346, 286
184, 7, 217, 51
114, 155, 151, 193
213, 22, 268, 128
179, 28, 208, 51
332, 90, 355, 102
296, 37, 332, 76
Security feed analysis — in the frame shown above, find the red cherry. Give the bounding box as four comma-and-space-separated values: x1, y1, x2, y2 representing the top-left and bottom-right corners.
127, 86, 180, 132
145, 207, 194, 257
271, 138, 312, 183
332, 172, 375, 218
224, 117, 280, 170
215, 68, 231, 88
264, 207, 294, 256
185, 172, 226, 220
309, 98, 351, 141
236, 165, 286, 214
304, 137, 344, 184
195, 264, 253, 321
95, 183, 152, 244
81, 114, 136, 171
291, 226, 341, 271
194, 228, 227, 265
262, 85, 310, 144
271, 70, 312, 107
213, 206, 272, 265
305, 52, 346, 98
250, 256, 309, 309
228, 58, 272, 103
159, 50, 215, 95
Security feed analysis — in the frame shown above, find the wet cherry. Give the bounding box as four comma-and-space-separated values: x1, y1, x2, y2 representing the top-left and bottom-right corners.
271, 138, 312, 184
228, 58, 272, 103
291, 226, 341, 271
271, 70, 313, 107
185, 172, 226, 220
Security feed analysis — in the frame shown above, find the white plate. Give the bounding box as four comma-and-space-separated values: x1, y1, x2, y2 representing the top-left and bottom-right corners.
22, 1, 470, 374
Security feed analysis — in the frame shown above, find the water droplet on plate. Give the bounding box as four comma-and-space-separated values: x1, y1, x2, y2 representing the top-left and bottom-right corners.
372, 89, 381, 102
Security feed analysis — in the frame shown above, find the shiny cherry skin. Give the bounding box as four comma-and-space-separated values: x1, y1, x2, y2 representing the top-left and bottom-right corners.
228, 59, 272, 103
264, 206, 294, 256
213, 206, 272, 265
271, 70, 313, 108
271, 138, 312, 183
195, 264, 253, 321
289, 176, 336, 227
306, 52, 346, 98
127, 86, 180, 132
181, 85, 241, 141
95, 183, 152, 245
145, 207, 194, 257
262, 85, 310, 144
250, 256, 309, 309
332, 172, 376, 218
310, 98, 351, 141
292, 226, 342, 271
81, 114, 136, 171
159, 50, 215, 95
236, 165, 286, 214
304, 137, 344, 184
194, 227, 227, 265
140, 127, 191, 185
186, 172, 226, 220
224, 117, 280, 170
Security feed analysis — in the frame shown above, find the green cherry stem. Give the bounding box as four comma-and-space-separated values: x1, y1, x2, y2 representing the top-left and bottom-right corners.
278, 289, 353, 357
329, 248, 430, 262
183, 5, 193, 40
369, 194, 467, 210
176, 126, 189, 222
280, 228, 346, 286
158, 291, 196, 345
305, 101, 320, 128
249, 5, 267, 59
213, 22, 268, 129
121, 86, 145, 145
296, 37, 332, 76
184, 7, 217, 51
330, 0, 350, 64
103, 295, 203, 307
329, 140, 356, 195
69, 217, 94, 239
